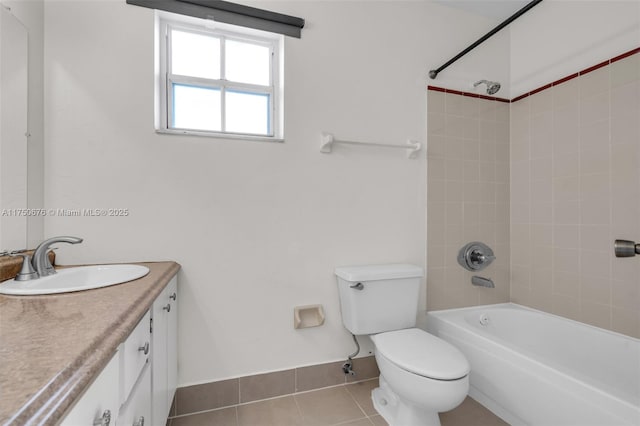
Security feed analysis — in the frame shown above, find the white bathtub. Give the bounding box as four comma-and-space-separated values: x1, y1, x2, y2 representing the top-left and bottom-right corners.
423, 303, 640, 426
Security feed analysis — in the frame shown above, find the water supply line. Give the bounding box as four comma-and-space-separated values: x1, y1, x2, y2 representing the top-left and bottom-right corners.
342, 334, 360, 376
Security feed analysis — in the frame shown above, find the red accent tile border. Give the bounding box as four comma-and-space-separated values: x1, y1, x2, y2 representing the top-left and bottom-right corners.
510, 93, 529, 103
428, 46, 639, 104
550, 72, 579, 87
611, 47, 640, 63
510, 46, 640, 102
428, 85, 446, 93
528, 82, 552, 97
579, 59, 609, 75
427, 85, 510, 103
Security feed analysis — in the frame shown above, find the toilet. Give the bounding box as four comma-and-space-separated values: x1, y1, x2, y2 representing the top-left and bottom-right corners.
335, 264, 470, 426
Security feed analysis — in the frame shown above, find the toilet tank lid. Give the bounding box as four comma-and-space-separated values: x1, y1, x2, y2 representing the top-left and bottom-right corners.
334, 264, 424, 282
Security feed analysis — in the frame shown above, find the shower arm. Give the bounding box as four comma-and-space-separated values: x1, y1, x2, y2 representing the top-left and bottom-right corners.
429, 0, 543, 79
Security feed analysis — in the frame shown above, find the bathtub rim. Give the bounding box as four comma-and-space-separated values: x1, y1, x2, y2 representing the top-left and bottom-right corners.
425, 302, 640, 345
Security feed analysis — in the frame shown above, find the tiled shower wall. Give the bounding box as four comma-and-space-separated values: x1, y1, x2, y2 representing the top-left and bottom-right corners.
510, 53, 640, 337
426, 92, 511, 310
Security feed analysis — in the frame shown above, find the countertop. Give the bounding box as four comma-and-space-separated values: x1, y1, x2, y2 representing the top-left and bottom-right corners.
0, 261, 181, 426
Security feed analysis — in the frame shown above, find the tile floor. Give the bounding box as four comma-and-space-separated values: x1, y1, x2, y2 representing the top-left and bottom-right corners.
168, 379, 509, 426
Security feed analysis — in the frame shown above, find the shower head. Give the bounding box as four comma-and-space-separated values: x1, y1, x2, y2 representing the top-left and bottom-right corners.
474, 80, 501, 95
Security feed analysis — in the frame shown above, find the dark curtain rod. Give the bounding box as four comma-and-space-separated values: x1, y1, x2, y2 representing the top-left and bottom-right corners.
429, 0, 543, 79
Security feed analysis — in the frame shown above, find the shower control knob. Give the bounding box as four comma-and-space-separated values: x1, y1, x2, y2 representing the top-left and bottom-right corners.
458, 242, 495, 271
614, 240, 640, 257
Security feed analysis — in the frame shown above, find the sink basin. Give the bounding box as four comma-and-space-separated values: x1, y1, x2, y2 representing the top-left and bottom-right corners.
0, 264, 150, 295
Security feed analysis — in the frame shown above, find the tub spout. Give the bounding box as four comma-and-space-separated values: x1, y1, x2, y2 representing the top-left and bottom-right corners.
471, 276, 494, 288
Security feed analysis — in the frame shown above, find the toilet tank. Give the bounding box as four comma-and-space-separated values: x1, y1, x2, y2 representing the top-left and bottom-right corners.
335, 264, 424, 335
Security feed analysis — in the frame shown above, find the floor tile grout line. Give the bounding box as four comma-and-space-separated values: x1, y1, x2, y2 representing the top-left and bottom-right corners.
169, 405, 237, 420
342, 382, 371, 418
291, 390, 305, 423
341, 383, 369, 420
233, 405, 239, 426
331, 415, 373, 426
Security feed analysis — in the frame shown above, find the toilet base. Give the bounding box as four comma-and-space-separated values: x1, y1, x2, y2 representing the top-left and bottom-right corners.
371, 376, 441, 426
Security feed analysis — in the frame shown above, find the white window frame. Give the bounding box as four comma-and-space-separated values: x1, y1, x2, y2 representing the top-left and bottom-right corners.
156, 14, 284, 142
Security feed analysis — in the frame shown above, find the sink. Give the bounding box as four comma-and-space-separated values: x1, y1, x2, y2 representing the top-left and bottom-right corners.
0, 264, 150, 295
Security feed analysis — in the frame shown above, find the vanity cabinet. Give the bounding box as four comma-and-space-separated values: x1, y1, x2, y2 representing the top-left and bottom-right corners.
151, 277, 178, 425
60, 278, 177, 426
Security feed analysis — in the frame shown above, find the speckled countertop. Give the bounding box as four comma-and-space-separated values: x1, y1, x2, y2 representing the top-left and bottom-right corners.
0, 261, 181, 426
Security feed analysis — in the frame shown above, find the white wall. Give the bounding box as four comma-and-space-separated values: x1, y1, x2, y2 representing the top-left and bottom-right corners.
43, 1, 505, 385
510, 0, 640, 97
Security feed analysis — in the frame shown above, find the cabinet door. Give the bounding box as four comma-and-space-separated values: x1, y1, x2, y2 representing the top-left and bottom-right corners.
122, 310, 151, 404
151, 277, 178, 426
151, 284, 169, 425
61, 351, 119, 426
118, 361, 151, 426
166, 277, 178, 407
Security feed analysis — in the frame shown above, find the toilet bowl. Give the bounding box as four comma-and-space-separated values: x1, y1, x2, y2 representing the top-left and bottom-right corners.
370, 328, 469, 426
334, 264, 470, 426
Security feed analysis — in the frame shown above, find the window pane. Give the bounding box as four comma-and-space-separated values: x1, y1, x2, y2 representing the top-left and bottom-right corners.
225, 39, 270, 86
171, 29, 220, 79
172, 84, 221, 131
225, 90, 270, 135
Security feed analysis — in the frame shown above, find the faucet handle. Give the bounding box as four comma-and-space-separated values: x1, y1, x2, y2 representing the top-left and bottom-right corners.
11, 253, 39, 281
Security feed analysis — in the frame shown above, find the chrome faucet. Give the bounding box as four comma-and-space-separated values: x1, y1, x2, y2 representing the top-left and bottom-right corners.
32, 236, 83, 277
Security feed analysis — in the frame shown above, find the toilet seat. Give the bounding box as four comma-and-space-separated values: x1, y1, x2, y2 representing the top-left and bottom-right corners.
372, 328, 470, 380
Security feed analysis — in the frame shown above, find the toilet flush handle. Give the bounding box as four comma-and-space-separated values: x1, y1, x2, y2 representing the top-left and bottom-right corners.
350, 282, 364, 290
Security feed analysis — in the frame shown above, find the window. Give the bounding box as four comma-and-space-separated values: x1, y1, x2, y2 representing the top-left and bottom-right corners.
157, 16, 283, 140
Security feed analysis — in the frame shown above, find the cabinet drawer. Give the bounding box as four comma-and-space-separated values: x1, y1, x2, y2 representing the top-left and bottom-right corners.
122, 310, 151, 403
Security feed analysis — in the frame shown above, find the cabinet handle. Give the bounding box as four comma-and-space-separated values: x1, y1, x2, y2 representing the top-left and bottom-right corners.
169, 292, 177, 301
133, 416, 144, 426
163, 303, 171, 312
138, 342, 149, 355
93, 409, 111, 426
